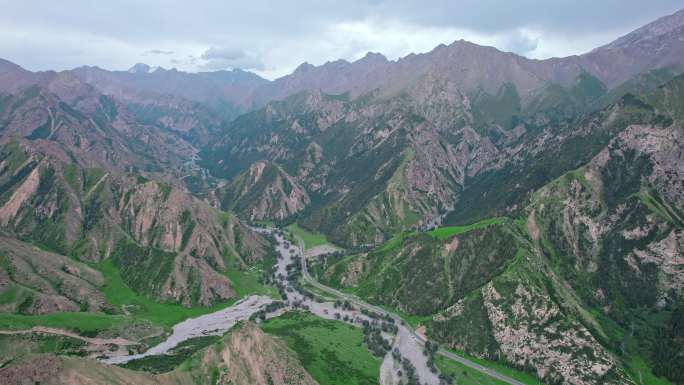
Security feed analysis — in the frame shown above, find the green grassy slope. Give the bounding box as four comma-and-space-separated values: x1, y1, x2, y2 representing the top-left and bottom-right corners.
287, 223, 330, 249
260, 311, 381, 385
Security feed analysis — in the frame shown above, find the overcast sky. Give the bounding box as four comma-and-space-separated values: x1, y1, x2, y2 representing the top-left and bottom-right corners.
1, 1, 682, 79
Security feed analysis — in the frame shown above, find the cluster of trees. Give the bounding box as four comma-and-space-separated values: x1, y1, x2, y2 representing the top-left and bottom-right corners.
363, 322, 392, 357
332, 312, 356, 323
438, 372, 455, 385
652, 303, 684, 382
290, 299, 310, 311
392, 348, 420, 385
333, 300, 355, 311
258, 257, 279, 286
360, 313, 398, 357
285, 259, 302, 281
359, 308, 384, 320
274, 281, 289, 300
249, 301, 286, 322
423, 340, 439, 374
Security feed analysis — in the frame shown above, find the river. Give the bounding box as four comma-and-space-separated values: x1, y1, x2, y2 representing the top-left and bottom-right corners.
99, 227, 441, 384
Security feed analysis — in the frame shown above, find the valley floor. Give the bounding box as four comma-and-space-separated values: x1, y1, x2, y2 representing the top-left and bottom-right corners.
0, 226, 549, 385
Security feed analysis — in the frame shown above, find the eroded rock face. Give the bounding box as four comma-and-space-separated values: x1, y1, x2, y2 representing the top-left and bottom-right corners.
0, 142, 271, 308
507, 116, 684, 383
219, 160, 310, 221
106, 178, 271, 306
533, 119, 684, 309
481, 282, 626, 385
212, 323, 318, 385
0, 162, 41, 225
430, 267, 633, 385
346, 88, 684, 384
0, 323, 318, 385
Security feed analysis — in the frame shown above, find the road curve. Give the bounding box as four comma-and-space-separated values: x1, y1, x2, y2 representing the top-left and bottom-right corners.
295, 237, 528, 385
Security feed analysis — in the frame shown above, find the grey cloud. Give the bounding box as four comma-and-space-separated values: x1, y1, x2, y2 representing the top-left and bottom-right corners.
200, 47, 264, 70
368, 0, 683, 35
0, 1, 681, 77
201, 47, 247, 61
499, 31, 539, 56
145, 49, 175, 55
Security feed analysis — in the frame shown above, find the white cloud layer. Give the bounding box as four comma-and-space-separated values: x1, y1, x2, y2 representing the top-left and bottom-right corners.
0, 0, 681, 79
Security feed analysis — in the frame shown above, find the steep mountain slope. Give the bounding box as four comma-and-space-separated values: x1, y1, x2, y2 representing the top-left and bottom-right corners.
2, 8, 676, 134
444, 91, 659, 225
0, 322, 318, 385
311, 219, 518, 315
218, 160, 310, 221
312, 218, 634, 385
0, 8, 682, 385
526, 79, 684, 383
0, 235, 108, 314
204, 69, 617, 246
0, 137, 270, 308
203, 84, 466, 244
0, 78, 200, 179
0, 66, 273, 308
581, 8, 684, 88
202, 8, 684, 248
309, 75, 684, 385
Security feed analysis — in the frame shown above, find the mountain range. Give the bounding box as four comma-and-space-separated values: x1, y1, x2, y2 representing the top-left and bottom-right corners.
0, 7, 683, 385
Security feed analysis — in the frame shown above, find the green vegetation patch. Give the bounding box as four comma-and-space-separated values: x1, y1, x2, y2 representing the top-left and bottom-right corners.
26, 120, 52, 140
99, 259, 237, 327
0, 333, 88, 364
424, 217, 505, 240
436, 355, 509, 385
626, 357, 674, 385
121, 335, 220, 374
261, 311, 380, 385
222, 251, 279, 299
0, 312, 133, 333
436, 351, 545, 385
287, 223, 330, 250
350, 219, 520, 315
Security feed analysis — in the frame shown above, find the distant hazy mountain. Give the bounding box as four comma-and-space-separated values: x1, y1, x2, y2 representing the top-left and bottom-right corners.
3, 9, 682, 120
249, 8, 684, 105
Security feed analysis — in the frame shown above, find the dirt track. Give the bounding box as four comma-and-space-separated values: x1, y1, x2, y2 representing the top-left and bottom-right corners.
0, 326, 136, 346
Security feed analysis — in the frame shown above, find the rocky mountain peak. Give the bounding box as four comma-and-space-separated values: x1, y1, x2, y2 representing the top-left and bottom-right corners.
357, 51, 388, 65
294, 62, 316, 74
127, 62, 152, 74
599, 8, 684, 51
580, 8, 684, 88
0, 58, 24, 74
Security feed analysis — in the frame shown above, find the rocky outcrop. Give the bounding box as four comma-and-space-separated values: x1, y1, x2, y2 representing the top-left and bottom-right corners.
531, 112, 684, 310
219, 161, 310, 221
480, 281, 627, 385
203, 323, 318, 385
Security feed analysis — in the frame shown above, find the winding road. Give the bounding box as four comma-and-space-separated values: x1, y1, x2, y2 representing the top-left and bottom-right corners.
296, 237, 527, 385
